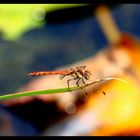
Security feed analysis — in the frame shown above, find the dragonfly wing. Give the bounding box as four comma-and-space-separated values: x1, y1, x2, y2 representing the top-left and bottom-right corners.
75, 66, 86, 70
59, 74, 66, 80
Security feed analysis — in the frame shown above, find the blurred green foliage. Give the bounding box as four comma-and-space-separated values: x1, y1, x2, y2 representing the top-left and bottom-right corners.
0, 4, 86, 41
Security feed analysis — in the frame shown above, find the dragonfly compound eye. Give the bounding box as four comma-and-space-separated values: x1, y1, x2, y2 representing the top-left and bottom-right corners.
84, 70, 91, 80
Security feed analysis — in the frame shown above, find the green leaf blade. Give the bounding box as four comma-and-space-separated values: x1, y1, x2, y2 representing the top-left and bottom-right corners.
0, 86, 80, 100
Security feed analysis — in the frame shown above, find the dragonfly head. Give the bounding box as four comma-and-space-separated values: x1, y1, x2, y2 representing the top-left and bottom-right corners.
84, 70, 91, 80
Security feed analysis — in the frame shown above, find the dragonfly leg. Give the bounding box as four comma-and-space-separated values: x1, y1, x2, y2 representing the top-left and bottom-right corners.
67, 78, 77, 92
76, 78, 88, 96
81, 78, 86, 85
81, 78, 88, 95
76, 78, 81, 87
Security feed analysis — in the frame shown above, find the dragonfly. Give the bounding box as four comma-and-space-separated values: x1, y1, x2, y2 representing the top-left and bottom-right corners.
28, 66, 91, 94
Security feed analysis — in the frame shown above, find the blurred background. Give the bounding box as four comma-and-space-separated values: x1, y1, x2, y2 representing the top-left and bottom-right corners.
1, 4, 140, 136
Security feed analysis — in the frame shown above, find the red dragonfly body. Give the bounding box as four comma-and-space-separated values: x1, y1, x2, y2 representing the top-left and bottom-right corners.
28, 66, 91, 94
28, 70, 69, 76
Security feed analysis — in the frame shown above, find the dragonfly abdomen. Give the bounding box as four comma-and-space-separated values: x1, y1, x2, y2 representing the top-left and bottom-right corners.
28, 70, 69, 76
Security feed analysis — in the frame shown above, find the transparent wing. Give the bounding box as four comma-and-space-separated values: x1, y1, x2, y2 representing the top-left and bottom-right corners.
59, 74, 66, 80
77, 66, 86, 70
